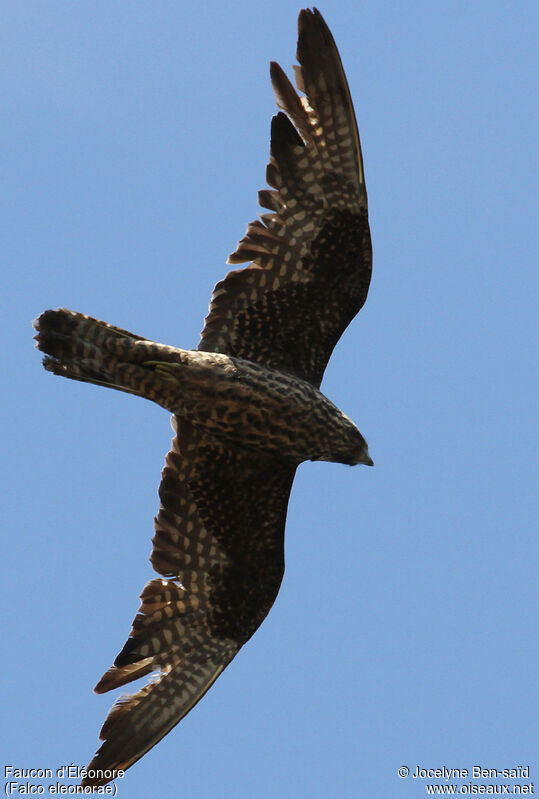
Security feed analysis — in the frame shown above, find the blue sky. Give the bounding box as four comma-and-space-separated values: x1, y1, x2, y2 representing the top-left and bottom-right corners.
2, 1, 537, 797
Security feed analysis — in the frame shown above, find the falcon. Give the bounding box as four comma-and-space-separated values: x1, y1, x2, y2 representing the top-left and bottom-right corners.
34, 8, 373, 787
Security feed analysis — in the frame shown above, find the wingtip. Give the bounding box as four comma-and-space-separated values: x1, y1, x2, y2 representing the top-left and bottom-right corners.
297, 7, 330, 41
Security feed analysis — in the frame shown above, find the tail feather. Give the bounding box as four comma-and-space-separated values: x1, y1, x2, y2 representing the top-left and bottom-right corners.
34, 308, 189, 405
34, 309, 148, 392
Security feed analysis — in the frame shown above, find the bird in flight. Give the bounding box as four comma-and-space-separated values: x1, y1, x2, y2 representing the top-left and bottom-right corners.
34, 7, 373, 787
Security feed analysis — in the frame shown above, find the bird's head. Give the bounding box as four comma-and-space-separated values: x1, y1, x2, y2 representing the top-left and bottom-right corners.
346, 436, 374, 467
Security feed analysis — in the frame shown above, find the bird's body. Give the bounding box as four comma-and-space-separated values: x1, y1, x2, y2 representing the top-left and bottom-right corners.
38, 308, 371, 465
34, 8, 374, 786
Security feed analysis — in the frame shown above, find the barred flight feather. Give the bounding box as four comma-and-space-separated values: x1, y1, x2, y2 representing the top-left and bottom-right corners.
34, 7, 374, 788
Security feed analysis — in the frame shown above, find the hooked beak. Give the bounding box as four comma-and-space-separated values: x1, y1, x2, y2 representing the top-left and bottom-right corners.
360, 448, 374, 466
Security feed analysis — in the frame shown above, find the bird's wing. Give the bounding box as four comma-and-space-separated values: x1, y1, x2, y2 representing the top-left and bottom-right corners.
199, 8, 372, 387
82, 420, 296, 786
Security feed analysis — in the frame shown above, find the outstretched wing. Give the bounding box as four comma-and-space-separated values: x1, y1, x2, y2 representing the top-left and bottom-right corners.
81, 8, 366, 785
200, 8, 372, 387
83, 421, 296, 786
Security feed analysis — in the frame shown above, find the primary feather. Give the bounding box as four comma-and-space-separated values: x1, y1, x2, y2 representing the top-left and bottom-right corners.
34, 8, 372, 787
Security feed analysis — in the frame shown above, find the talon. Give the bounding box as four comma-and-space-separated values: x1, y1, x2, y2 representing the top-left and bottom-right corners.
143, 361, 182, 384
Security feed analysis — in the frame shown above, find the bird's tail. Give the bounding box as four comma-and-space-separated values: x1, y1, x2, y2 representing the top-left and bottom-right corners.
34, 308, 188, 405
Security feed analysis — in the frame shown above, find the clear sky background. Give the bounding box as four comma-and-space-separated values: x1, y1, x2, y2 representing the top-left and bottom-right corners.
2, 2, 537, 797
